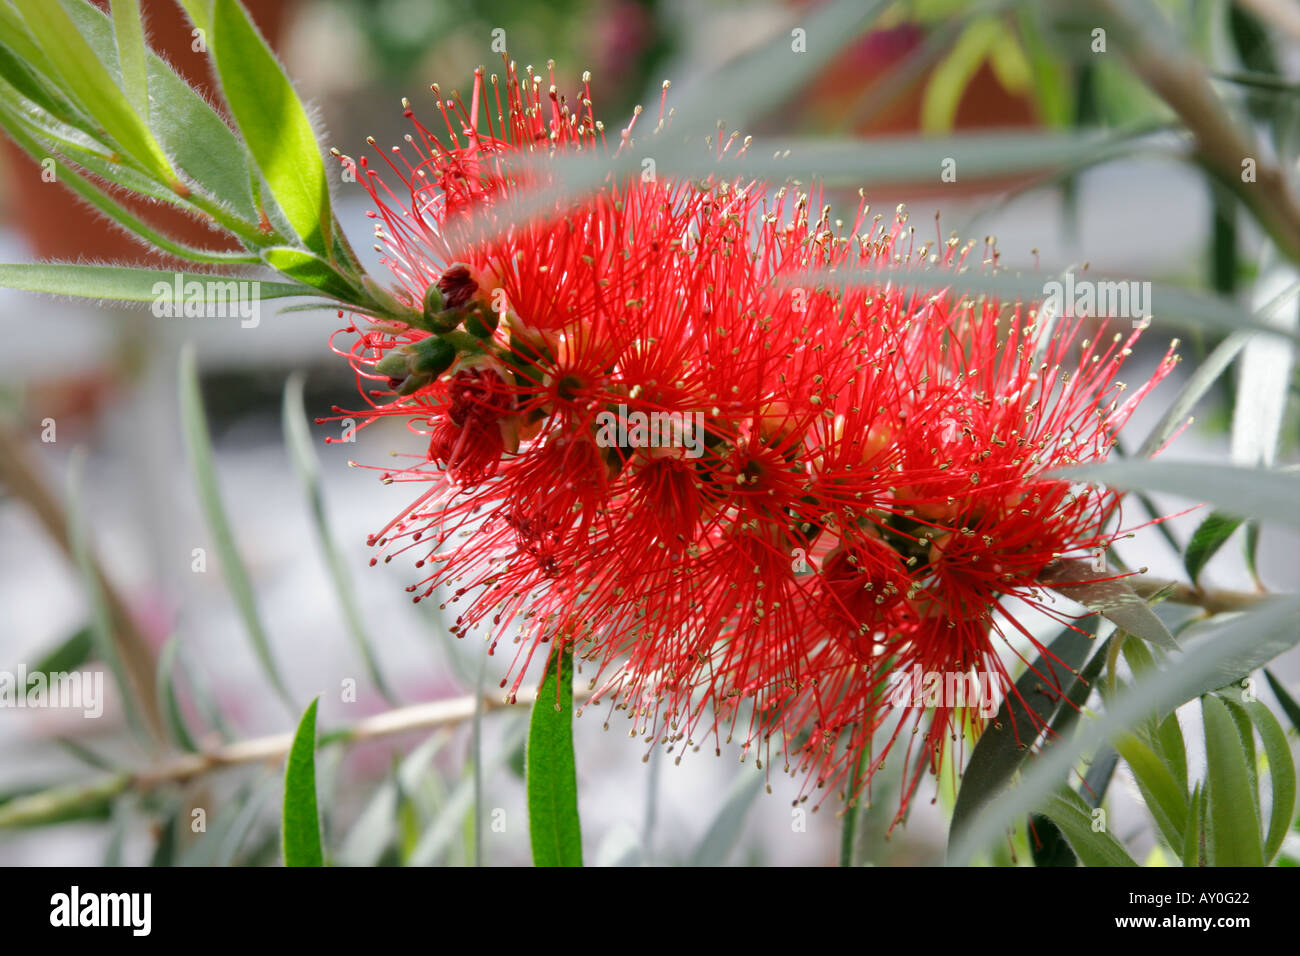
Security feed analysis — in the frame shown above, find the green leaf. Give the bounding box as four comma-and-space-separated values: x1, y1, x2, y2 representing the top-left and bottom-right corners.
1113, 731, 1187, 850
29, 626, 94, 677
922, 18, 1002, 132
156, 636, 198, 753
61, 0, 262, 228
340, 732, 448, 867
949, 619, 1099, 851
1222, 696, 1259, 808
1202, 694, 1264, 866
1137, 334, 1249, 458
1039, 558, 1177, 650
1264, 669, 1300, 734
66, 448, 148, 740
282, 697, 323, 867
210, 0, 331, 254
110, 0, 148, 122
179, 344, 295, 713
949, 595, 1300, 864
0, 107, 258, 264
1038, 789, 1138, 866
526, 646, 583, 867
1184, 512, 1245, 585
175, 0, 212, 35
1232, 264, 1299, 469
262, 247, 360, 301
0, 263, 305, 305
1244, 521, 1263, 588
1155, 712, 1188, 796
0, 36, 87, 125
0, 774, 129, 828
282, 373, 395, 704
689, 768, 766, 866
9, 0, 178, 187
1029, 813, 1076, 866
1243, 700, 1296, 862
1062, 462, 1300, 530
1181, 782, 1204, 867
408, 715, 528, 866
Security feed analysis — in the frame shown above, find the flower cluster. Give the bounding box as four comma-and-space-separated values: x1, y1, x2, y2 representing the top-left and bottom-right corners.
327, 59, 1177, 823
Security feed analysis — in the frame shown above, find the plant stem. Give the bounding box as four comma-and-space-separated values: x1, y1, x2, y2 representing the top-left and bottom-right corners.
1129, 575, 1269, 616
0, 689, 539, 828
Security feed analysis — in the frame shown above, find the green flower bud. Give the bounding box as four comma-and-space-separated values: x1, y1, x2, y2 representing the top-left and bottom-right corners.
409, 335, 457, 376
463, 301, 500, 339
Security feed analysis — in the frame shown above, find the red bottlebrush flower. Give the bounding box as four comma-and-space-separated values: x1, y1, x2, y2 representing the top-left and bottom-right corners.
329, 57, 1179, 826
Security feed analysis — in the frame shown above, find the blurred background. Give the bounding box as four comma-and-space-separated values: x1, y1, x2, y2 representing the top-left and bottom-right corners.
1, 0, 1298, 866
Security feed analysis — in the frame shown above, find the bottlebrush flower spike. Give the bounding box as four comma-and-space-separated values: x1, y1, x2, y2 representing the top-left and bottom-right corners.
326, 57, 1179, 825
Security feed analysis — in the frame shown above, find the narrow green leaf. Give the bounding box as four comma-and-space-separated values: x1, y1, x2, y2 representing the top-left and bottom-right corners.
1244, 521, 1263, 588
1029, 813, 1077, 866
1202, 694, 1264, 866
1113, 732, 1187, 850
1264, 669, 1300, 734
179, 344, 295, 713
10, 0, 178, 187
0, 3, 58, 78
1137, 332, 1249, 457
1222, 696, 1259, 809
156, 636, 198, 753
0, 37, 87, 125
1182, 782, 1204, 867
950, 595, 1300, 864
66, 449, 147, 739
215, 773, 277, 866
339, 732, 448, 867
210, 0, 331, 253
29, 626, 94, 677
175, 0, 212, 35
1039, 790, 1139, 866
1063, 461, 1300, 530
0, 774, 129, 828
1232, 264, 1299, 469
282, 373, 395, 704
526, 646, 582, 867
408, 715, 528, 867
689, 767, 766, 866
1039, 558, 1177, 650
0, 263, 305, 305
0, 107, 258, 264
921, 18, 1002, 132
262, 247, 360, 301
949, 619, 1099, 850
1184, 512, 1245, 585
1082, 744, 1120, 810
1243, 700, 1297, 862
282, 697, 323, 867
1155, 712, 1188, 796
110, 0, 148, 121
61, 0, 262, 227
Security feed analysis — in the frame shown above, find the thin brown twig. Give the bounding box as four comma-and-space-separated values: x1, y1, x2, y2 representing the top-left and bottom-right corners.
0, 689, 539, 827
1129, 575, 1269, 616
